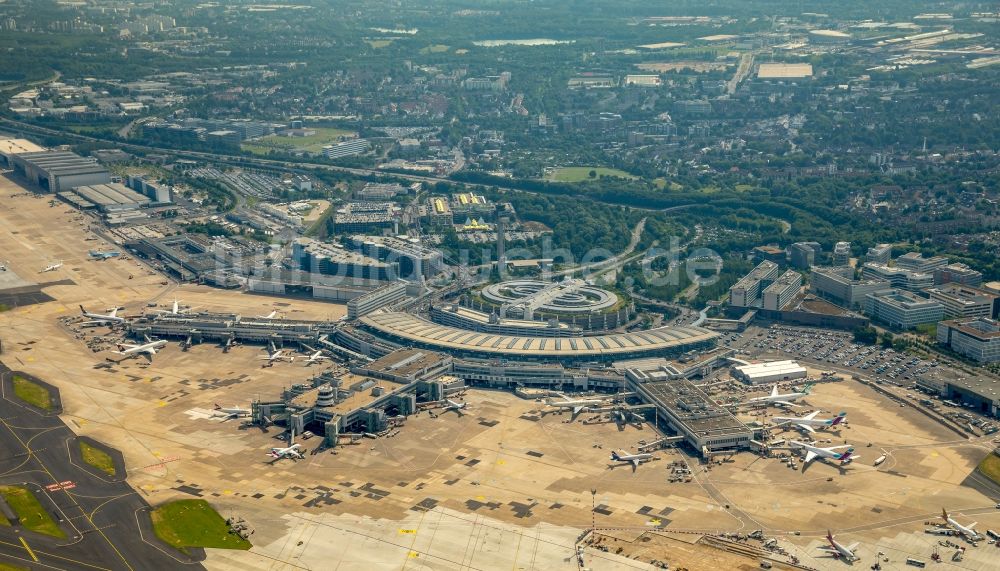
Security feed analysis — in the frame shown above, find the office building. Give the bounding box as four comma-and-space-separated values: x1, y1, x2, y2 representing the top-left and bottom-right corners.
895, 252, 949, 273
865, 289, 944, 330
833, 241, 851, 266
789, 242, 821, 269
126, 174, 173, 203
427, 197, 452, 226
927, 284, 999, 319
934, 263, 983, 287
937, 318, 1000, 363
729, 260, 780, 307
347, 282, 408, 319
753, 245, 787, 265
862, 263, 934, 292
866, 244, 892, 265
811, 266, 888, 309
762, 270, 802, 310
292, 238, 398, 281
323, 138, 370, 160
349, 235, 444, 280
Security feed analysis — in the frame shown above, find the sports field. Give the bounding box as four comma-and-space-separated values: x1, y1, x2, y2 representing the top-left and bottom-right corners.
242, 127, 356, 155
545, 166, 636, 182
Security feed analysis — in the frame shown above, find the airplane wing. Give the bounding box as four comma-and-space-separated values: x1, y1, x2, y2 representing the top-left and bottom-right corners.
110, 308, 119, 318
802, 411, 820, 420
968, 522, 977, 529
825, 445, 852, 451
770, 385, 779, 397
804, 450, 818, 463
816, 546, 838, 553
573, 406, 584, 415
797, 423, 816, 433
847, 542, 859, 552
631, 458, 640, 468
773, 401, 800, 408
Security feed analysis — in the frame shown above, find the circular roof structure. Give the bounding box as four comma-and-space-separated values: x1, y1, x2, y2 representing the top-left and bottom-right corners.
479, 279, 619, 314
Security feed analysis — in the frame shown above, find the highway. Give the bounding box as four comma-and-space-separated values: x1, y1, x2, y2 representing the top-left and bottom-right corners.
0, 116, 697, 214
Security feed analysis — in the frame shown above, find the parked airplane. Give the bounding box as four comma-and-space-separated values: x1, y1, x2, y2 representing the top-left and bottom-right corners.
79, 305, 126, 326
746, 383, 813, 408
213, 404, 251, 420
441, 398, 468, 416
40, 262, 63, 273
156, 299, 193, 316
789, 440, 858, 465
303, 351, 331, 365
817, 530, 859, 562
610, 449, 653, 470
268, 430, 304, 461
942, 508, 979, 541
544, 393, 612, 417
114, 337, 167, 359
772, 411, 847, 434
259, 349, 294, 364
88, 250, 121, 260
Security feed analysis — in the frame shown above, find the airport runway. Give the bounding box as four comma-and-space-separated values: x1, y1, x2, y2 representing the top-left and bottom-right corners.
0, 361, 207, 571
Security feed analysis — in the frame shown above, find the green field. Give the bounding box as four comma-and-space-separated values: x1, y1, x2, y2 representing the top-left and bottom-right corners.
545, 167, 637, 182
151, 500, 252, 553
420, 44, 450, 54
0, 486, 66, 538
978, 452, 1000, 486
242, 127, 357, 155
12, 375, 51, 410
79, 441, 116, 476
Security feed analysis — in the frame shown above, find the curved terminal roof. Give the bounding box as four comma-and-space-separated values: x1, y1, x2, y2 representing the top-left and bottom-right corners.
359, 312, 718, 359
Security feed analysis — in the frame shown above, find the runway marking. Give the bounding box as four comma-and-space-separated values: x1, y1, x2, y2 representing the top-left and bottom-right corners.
19, 536, 38, 562
46, 480, 76, 492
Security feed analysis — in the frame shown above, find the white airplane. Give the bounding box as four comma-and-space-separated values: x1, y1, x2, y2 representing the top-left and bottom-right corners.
212, 403, 251, 420
544, 393, 612, 417
817, 530, 859, 562
40, 262, 63, 273
257, 310, 278, 319
746, 383, 813, 408
157, 299, 193, 316
789, 440, 859, 465
302, 351, 330, 365
268, 431, 304, 461
114, 338, 167, 359
259, 349, 294, 364
441, 398, 468, 416
610, 449, 653, 470
79, 305, 126, 325
941, 508, 979, 541
772, 411, 847, 434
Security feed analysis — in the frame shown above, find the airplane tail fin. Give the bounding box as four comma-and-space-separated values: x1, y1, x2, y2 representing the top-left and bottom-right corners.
830, 412, 847, 426
79, 305, 87, 314
942, 508, 948, 521
802, 382, 814, 394
214, 403, 221, 410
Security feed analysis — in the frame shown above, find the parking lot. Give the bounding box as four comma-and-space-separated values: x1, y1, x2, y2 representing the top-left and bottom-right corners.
723, 324, 1000, 433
